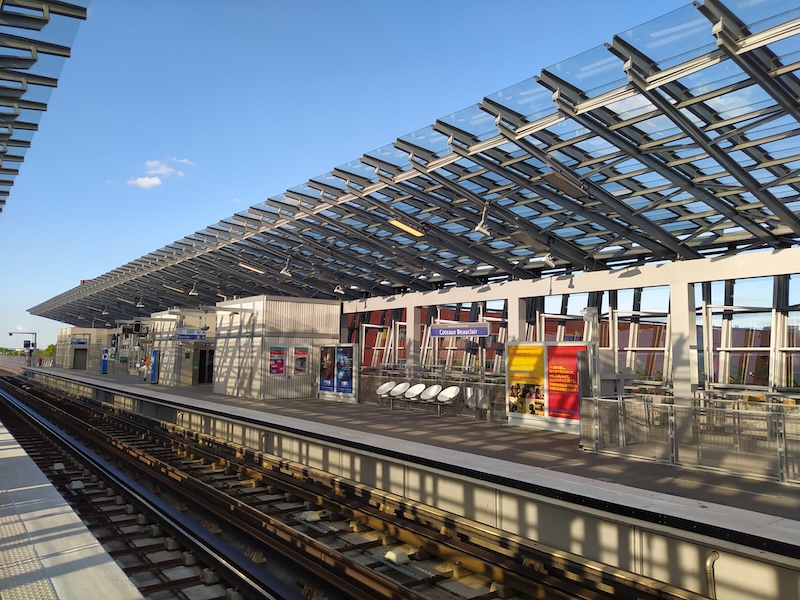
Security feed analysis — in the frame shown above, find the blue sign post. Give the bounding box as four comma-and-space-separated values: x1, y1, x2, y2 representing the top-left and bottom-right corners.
101, 348, 109, 374
150, 349, 159, 384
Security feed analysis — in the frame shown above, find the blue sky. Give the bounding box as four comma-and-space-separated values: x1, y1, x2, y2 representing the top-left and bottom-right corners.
0, 0, 690, 348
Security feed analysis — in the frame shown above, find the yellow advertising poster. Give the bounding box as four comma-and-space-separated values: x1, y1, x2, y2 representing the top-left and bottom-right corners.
507, 344, 545, 415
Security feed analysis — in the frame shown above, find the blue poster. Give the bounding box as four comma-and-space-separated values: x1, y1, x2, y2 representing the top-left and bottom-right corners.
335, 346, 353, 394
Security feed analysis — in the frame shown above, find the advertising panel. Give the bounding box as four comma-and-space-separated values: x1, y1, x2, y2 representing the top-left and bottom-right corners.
506, 344, 545, 415
335, 345, 354, 394
293, 347, 309, 374
269, 346, 286, 375
547, 344, 586, 420
319, 345, 336, 392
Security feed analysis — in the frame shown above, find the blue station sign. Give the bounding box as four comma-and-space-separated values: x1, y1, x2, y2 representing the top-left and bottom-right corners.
177, 328, 206, 340
429, 322, 491, 337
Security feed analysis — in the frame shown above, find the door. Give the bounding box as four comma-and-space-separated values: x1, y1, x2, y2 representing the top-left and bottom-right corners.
198, 349, 214, 384
73, 348, 88, 370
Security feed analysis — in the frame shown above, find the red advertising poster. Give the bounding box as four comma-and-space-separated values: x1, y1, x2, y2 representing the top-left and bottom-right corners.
269, 346, 286, 375
547, 345, 586, 419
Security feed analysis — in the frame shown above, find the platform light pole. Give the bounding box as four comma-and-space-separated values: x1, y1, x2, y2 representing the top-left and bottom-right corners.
8, 331, 37, 366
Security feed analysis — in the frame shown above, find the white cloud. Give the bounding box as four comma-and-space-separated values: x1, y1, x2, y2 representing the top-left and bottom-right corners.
14, 325, 28, 332
145, 160, 176, 176
126, 157, 194, 189
127, 176, 162, 189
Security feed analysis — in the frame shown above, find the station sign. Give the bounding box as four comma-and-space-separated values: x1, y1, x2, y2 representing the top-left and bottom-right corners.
177, 328, 206, 340
429, 322, 490, 337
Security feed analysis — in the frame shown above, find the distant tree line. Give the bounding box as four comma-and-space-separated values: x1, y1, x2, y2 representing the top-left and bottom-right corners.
0, 344, 56, 356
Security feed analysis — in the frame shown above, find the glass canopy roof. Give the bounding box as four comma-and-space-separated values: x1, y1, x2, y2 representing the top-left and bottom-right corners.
0, 0, 87, 215
29, 0, 800, 327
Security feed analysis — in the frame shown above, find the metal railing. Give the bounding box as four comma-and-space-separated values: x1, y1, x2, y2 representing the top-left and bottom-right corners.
580, 395, 800, 484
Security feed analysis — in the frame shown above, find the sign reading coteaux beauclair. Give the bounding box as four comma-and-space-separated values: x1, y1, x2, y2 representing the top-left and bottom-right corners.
429, 323, 490, 337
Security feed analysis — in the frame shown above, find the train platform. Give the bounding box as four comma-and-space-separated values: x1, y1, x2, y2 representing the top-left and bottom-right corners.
0, 419, 143, 600
21, 367, 800, 548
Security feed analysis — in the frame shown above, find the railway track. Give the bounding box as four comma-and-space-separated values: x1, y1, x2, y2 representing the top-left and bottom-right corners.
0, 374, 711, 600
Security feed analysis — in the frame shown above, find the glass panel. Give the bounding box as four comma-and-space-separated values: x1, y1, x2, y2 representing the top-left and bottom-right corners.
783, 352, 800, 388
696, 321, 706, 385
546, 46, 626, 99
638, 319, 668, 348
790, 275, 800, 307
733, 276, 773, 308
729, 313, 772, 347
788, 312, 800, 347
725, 0, 800, 34
542, 321, 556, 342
563, 319, 585, 342
728, 351, 770, 386
618, 321, 631, 349
616, 4, 712, 70
399, 126, 451, 159
632, 351, 665, 381
439, 104, 497, 141
566, 292, 589, 315
544, 295, 563, 315
484, 77, 555, 122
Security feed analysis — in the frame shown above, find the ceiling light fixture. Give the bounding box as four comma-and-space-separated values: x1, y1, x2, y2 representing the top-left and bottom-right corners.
188, 282, 199, 296
101, 306, 109, 315
388, 218, 424, 238
279, 257, 292, 277
542, 253, 556, 268
333, 284, 345, 295
473, 202, 491, 237
238, 262, 266, 275
135, 297, 145, 308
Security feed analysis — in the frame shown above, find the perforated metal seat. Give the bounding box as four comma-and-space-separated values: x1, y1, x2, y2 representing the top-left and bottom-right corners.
420, 384, 442, 402
388, 381, 410, 409
404, 383, 427, 400
375, 381, 397, 406
390, 381, 410, 397
376, 381, 396, 396
434, 385, 460, 416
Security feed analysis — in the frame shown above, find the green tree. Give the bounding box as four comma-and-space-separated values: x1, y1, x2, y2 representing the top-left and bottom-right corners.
41, 344, 56, 357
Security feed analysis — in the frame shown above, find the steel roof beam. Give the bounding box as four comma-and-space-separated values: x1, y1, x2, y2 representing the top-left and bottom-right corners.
702, 3, 800, 123
621, 62, 800, 237
547, 83, 784, 249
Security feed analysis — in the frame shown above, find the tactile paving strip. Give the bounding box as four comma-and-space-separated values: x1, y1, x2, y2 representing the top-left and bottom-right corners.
0, 488, 58, 600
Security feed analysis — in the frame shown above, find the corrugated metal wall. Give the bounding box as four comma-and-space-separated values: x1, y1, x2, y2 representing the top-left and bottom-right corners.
213, 296, 340, 401
151, 317, 179, 387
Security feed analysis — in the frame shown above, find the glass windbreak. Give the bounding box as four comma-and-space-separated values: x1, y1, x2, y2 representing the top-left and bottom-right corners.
783, 352, 800, 388
733, 276, 773, 308
728, 313, 772, 348
632, 351, 665, 381
727, 351, 770, 386
637, 318, 668, 348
